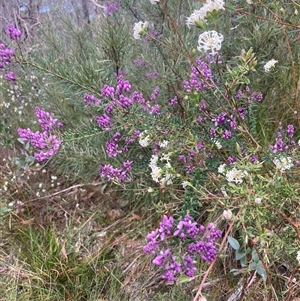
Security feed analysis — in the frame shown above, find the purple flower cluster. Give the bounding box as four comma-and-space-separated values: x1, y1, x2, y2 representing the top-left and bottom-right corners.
83, 93, 102, 106
95, 114, 111, 130
106, 132, 122, 157
99, 160, 133, 182
150, 86, 160, 101
235, 88, 263, 103
169, 96, 178, 106
35, 107, 62, 132
105, 1, 119, 17
178, 148, 203, 174
0, 43, 16, 81
6, 24, 21, 40
95, 73, 163, 131
183, 57, 215, 93
269, 122, 296, 153
144, 214, 222, 284
18, 107, 62, 162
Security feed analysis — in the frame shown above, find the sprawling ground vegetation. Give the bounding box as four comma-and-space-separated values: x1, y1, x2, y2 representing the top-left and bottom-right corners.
1, 0, 300, 300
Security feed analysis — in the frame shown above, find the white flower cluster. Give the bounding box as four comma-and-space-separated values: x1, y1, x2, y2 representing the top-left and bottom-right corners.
197, 30, 224, 55
225, 167, 247, 184
264, 59, 278, 72
149, 0, 159, 3
186, 0, 225, 28
159, 140, 169, 148
149, 154, 173, 185
273, 156, 293, 172
212, 138, 223, 149
218, 163, 226, 174
133, 21, 149, 40
139, 130, 151, 147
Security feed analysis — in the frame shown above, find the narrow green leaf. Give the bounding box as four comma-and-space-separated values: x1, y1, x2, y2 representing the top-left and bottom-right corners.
178, 275, 193, 283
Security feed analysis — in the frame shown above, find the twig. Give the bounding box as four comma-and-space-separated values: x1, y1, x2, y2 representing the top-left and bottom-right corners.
30, 182, 103, 201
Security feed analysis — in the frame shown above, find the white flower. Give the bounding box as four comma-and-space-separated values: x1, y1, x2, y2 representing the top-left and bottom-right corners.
218, 163, 226, 174
211, 138, 222, 149
206, 0, 225, 12
150, 165, 162, 183
264, 59, 278, 72
149, 154, 173, 185
186, 1, 225, 28
222, 210, 232, 220
226, 167, 247, 184
197, 30, 224, 54
139, 131, 151, 147
186, 9, 208, 28
182, 181, 190, 188
159, 140, 169, 148
160, 173, 173, 185
297, 251, 300, 263
254, 197, 262, 204
149, 0, 159, 3
133, 21, 148, 40
161, 152, 171, 162
149, 154, 159, 168
273, 156, 293, 172
246, 0, 253, 4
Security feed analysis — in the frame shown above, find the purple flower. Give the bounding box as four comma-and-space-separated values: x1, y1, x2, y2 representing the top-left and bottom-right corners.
101, 84, 115, 99
159, 215, 174, 240
18, 107, 62, 162
99, 160, 132, 182
151, 104, 160, 115
150, 86, 160, 101
84, 93, 102, 106
0, 45, 15, 63
249, 155, 258, 163
183, 57, 215, 93
222, 130, 232, 140
287, 124, 294, 139
18, 128, 61, 162
35, 107, 59, 132
95, 114, 112, 130
117, 94, 134, 108
6, 24, 21, 40
116, 75, 131, 94
153, 249, 171, 266
169, 96, 178, 106
227, 156, 236, 164
106, 139, 121, 157
197, 141, 205, 151
105, 1, 119, 16
173, 215, 199, 239
182, 255, 197, 277
4, 71, 16, 81
210, 128, 217, 137
214, 112, 227, 126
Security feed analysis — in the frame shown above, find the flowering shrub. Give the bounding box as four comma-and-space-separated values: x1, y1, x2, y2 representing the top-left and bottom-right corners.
3, 0, 300, 299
